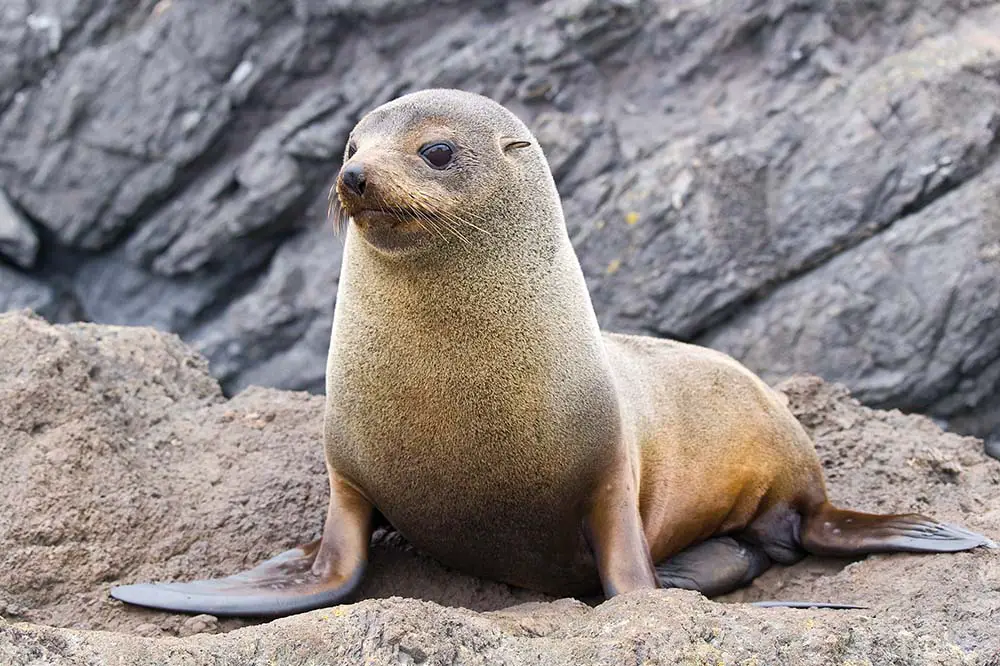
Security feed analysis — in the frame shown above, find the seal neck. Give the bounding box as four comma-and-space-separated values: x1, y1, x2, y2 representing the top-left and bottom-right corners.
332, 209, 605, 364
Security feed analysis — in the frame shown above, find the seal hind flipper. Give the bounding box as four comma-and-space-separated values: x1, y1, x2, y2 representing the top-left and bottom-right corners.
655, 537, 773, 598
654, 537, 869, 610
801, 503, 997, 556
110, 540, 364, 617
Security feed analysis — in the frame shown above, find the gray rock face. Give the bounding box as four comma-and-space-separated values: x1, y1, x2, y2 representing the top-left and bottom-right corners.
0, 0, 999, 446
703, 161, 1000, 441
0, 188, 38, 268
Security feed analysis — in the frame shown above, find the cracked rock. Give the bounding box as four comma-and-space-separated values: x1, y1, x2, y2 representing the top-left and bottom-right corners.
1, 0, 1000, 448
703, 161, 1000, 448
0, 187, 38, 268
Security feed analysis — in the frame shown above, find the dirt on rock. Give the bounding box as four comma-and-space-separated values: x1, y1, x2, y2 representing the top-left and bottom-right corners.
1, 310, 998, 665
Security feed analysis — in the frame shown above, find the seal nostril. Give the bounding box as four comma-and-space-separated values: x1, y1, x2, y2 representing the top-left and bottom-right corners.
341, 163, 367, 196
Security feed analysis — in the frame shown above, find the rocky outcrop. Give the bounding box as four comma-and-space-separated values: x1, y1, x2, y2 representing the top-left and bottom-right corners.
1, 1, 999, 450
1, 312, 998, 663
4, 591, 997, 666
0, 189, 38, 269
704, 161, 1000, 458
0, 311, 546, 637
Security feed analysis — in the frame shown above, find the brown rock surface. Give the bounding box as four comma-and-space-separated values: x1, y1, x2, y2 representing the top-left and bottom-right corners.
1, 311, 998, 664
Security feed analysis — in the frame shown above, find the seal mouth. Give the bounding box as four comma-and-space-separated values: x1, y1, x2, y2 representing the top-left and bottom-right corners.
349, 208, 405, 227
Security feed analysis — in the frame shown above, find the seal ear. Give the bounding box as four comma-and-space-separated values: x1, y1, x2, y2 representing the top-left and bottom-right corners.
502, 138, 532, 152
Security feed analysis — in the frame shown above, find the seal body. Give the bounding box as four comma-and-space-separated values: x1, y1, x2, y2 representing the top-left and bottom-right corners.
325, 223, 620, 596
110, 89, 995, 616
606, 335, 823, 564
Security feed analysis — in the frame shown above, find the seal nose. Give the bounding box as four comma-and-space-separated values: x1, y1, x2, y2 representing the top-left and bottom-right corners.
340, 163, 366, 197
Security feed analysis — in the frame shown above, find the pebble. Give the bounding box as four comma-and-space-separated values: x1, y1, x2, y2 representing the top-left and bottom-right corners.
178, 614, 219, 637
133, 623, 165, 638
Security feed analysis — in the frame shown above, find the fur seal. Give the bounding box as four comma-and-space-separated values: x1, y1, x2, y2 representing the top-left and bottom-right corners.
111, 89, 996, 616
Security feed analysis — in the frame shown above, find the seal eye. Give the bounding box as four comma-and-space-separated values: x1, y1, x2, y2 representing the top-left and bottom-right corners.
420, 142, 454, 169
346, 142, 357, 159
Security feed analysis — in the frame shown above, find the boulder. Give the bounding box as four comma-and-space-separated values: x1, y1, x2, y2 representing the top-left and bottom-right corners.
0, 312, 997, 663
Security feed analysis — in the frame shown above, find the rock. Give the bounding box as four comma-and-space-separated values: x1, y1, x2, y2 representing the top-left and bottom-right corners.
533, 110, 619, 196
986, 437, 1000, 460
0, 0, 141, 112
4, 604, 26, 618
131, 623, 164, 638
0, 592, 995, 664
123, 87, 351, 278
0, 187, 38, 268
703, 162, 1000, 459
0, 3, 235, 250
0, 314, 998, 662
0, 271, 79, 323
178, 614, 219, 638
192, 218, 343, 394
577, 13, 1000, 341
2, 0, 1000, 446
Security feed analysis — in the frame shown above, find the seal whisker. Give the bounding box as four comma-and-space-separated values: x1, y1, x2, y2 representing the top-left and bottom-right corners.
404, 187, 475, 236
375, 189, 435, 240
416, 200, 472, 246
440, 203, 491, 226
410, 204, 451, 243
418, 198, 489, 239
402, 191, 471, 246
440, 207, 492, 236
432, 213, 471, 246
327, 183, 348, 237
384, 182, 452, 243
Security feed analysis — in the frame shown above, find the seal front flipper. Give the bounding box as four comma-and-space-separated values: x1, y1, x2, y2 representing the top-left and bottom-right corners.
801, 502, 997, 556
110, 540, 364, 617
111, 473, 374, 617
584, 461, 659, 597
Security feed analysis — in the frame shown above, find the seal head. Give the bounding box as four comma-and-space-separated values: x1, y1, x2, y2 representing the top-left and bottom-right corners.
334, 89, 538, 257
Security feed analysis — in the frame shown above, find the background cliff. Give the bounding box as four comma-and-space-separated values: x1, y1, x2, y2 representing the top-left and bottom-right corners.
2, 0, 999, 452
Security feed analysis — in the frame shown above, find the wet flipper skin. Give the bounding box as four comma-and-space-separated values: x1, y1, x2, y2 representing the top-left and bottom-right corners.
734, 503, 997, 611
655, 537, 772, 598
110, 541, 364, 617
653, 538, 867, 610
112, 472, 374, 617
801, 503, 998, 556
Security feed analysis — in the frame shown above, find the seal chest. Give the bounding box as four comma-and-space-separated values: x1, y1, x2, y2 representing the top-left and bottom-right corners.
323, 223, 622, 594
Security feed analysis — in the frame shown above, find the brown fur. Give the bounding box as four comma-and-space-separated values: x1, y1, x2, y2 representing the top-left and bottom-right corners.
109, 89, 994, 617
326, 89, 624, 595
